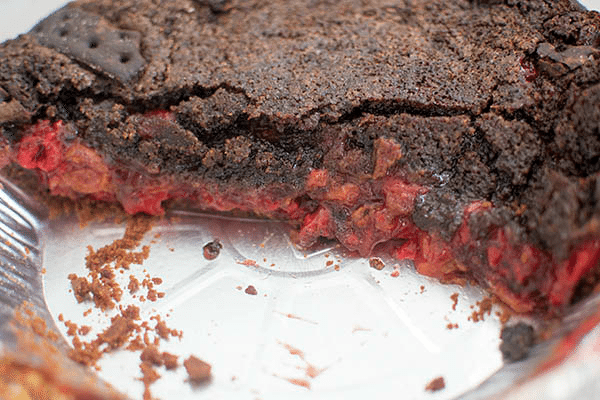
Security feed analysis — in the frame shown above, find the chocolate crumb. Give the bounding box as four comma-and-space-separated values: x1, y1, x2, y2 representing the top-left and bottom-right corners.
128, 275, 140, 294
162, 352, 179, 370
64, 320, 78, 336
152, 316, 181, 340
468, 297, 493, 322
147, 288, 159, 302
425, 376, 445, 392
140, 361, 161, 400
369, 257, 385, 270
121, 305, 140, 320
68, 274, 91, 302
450, 293, 459, 311
245, 285, 258, 295
151, 277, 163, 285
141, 345, 164, 366
203, 239, 223, 260
500, 322, 535, 362
184, 355, 212, 383
98, 316, 136, 350
78, 325, 92, 336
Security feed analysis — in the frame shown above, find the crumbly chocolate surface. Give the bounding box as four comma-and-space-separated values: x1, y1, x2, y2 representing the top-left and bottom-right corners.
2, 0, 600, 312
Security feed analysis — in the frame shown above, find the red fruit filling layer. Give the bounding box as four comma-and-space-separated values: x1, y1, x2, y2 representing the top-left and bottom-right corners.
11, 116, 600, 314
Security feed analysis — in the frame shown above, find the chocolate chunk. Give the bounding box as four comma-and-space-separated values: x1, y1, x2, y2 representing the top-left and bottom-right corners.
499, 322, 535, 362
31, 6, 145, 82
369, 257, 385, 270
244, 285, 257, 295
203, 239, 223, 260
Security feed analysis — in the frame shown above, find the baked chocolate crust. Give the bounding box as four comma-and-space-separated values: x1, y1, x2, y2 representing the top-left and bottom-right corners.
2, 0, 600, 313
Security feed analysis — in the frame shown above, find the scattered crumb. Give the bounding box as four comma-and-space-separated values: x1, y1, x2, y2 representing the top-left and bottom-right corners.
245, 285, 258, 296
140, 345, 178, 370
236, 285, 243, 290
237, 259, 259, 267
420, 285, 425, 294
446, 323, 459, 330
369, 257, 385, 270
326, 260, 334, 267
334, 265, 340, 271
128, 275, 140, 294
147, 289, 159, 302
390, 269, 399, 277
67, 216, 153, 311
285, 377, 311, 389
468, 297, 493, 322
495, 304, 513, 324
152, 278, 162, 285
140, 360, 161, 400
184, 355, 212, 384
274, 341, 326, 388
450, 293, 459, 311
425, 376, 445, 392
64, 320, 78, 336
275, 311, 318, 325
202, 239, 223, 260
162, 352, 179, 370
152, 316, 182, 340
51, 214, 195, 399
78, 325, 92, 336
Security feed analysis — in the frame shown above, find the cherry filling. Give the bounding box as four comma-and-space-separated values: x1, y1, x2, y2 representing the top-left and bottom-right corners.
16, 120, 64, 172
12, 117, 600, 314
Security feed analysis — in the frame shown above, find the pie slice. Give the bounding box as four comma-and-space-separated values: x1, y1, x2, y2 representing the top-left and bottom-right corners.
1, 0, 600, 315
